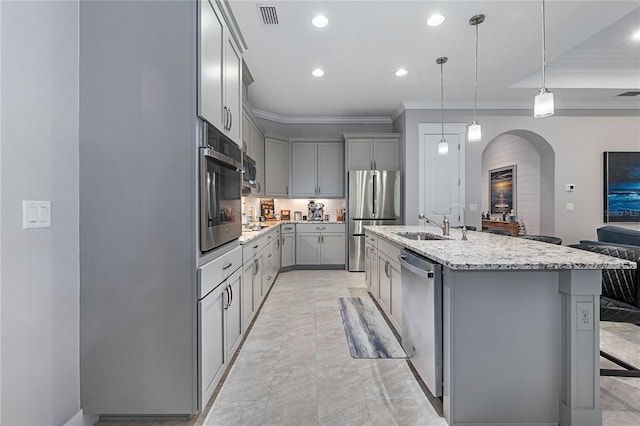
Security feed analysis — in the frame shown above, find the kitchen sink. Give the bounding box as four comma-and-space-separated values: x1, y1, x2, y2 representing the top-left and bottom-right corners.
394, 231, 449, 241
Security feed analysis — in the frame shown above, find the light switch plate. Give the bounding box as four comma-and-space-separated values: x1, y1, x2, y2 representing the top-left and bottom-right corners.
22, 201, 51, 229
469, 203, 478, 212
566, 203, 574, 211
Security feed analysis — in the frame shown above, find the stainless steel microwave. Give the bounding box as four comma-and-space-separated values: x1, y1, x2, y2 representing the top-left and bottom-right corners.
200, 124, 243, 252
242, 153, 256, 189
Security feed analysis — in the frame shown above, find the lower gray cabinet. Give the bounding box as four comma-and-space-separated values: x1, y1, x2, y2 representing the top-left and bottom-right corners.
281, 224, 295, 267
295, 223, 346, 265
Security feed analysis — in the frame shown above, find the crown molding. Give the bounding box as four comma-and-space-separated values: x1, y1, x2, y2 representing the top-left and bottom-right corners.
252, 108, 393, 125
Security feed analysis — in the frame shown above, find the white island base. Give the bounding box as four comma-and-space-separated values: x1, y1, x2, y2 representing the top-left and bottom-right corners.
442, 268, 601, 426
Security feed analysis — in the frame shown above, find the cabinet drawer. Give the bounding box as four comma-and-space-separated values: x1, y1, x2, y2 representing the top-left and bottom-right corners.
281, 223, 295, 234
242, 234, 267, 260
377, 238, 401, 266
296, 223, 345, 233
199, 246, 242, 299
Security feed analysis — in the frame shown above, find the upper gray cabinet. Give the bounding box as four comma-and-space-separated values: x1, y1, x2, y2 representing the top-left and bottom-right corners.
291, 141, 344, 198
344, 133, 401, 171
265, 137, 289, 197
198, 0, 244, 146
242, 108, 265, 196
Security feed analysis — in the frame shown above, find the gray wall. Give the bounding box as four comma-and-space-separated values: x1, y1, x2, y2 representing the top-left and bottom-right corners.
395, 109, 640, 244
1, 1, 80, 424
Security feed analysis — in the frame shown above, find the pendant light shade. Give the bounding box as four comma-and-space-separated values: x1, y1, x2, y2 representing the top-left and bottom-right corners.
534, 0, 554, 117
468, 121, 482, 142
468, 14, 484, 142
437, 56, 448, 155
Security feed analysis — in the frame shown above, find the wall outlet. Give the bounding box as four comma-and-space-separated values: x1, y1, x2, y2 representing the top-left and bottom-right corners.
469, 203, 478, 212
566, 184, 575, 192
577, 302, 593, 331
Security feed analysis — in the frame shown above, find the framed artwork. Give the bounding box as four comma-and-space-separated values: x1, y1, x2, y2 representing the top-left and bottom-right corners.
603, 151, 640, 223
489, 165, 516, 215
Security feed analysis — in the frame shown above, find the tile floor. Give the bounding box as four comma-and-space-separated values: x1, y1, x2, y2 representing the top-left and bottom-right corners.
98, 269, 640, 426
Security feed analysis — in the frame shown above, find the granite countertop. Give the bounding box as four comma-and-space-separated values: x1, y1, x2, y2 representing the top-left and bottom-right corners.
366, 225, 637, 271
239, 221, 346, 244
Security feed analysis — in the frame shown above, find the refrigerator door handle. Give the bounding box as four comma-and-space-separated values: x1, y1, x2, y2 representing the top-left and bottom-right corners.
372, 173, 377, 218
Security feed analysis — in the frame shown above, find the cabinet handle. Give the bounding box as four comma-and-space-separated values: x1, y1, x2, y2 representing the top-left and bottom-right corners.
316, 226, 326, 230
253, 244, 259, 249
223, 106, 228, 130
268, 253, 272, 258
229, 283, 233, 307
229, 109, 233, 131
318, 186, 320, 194
276, 239, 280, 249
286, 185, 289, 195
222, 262, 233, 270
257, 182, 261, 193
253, 258, 259, 276
365, 246, 370, 259
384, 261, 390, 278
318, 236, 321, 244
224, 287, 230, 310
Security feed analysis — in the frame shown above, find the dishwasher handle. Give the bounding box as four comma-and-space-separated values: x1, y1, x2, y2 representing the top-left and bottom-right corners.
399, 253, 435, 279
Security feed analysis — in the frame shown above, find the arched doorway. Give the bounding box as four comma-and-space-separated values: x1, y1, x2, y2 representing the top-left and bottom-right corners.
481, 130, 555, 235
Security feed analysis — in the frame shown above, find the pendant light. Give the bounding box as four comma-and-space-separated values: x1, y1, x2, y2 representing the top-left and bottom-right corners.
468, 14, 484, 142
534, 0, 554, 117
437, 57, 448, 155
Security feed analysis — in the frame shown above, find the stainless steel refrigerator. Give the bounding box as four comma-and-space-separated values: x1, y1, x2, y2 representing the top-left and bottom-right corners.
348, 170, 401, 271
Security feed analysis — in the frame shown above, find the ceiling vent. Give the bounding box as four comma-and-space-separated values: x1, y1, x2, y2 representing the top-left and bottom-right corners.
617, 91, 640, 97
258, 5, 279, 25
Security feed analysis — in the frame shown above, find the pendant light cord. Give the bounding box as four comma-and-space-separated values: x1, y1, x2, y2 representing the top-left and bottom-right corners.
440, 61, 445, 141
541, 0, 547, 90
474, 22, 478, 122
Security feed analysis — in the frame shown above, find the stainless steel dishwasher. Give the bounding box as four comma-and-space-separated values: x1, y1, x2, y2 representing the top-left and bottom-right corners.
399, 249, 443, 397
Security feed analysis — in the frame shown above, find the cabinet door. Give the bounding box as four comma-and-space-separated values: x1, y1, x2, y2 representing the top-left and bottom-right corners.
281, 233, 295, 267
199, 285, 225, 410
242, 260, 254, 328
389, 261, 402, 332
317, 142, 344, 197
373, 139, 398, 170
225, 269, 243, 355
347, 139, 373, 170
263, 241, 276, 291
291, 143, 318, 197
225, 36, 242, 145
378, 255, 391, 314
242, 112, 251, 153
368, 246, 379, 298
198, 0, 224, 128
296, 233, 320, 265
320, 233, 345, 265
252, 123, 265, 196
265, 138, 289, 197
253, 254, 264, 309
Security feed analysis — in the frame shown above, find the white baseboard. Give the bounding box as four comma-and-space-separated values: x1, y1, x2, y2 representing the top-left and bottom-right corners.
64, 409, 99, 426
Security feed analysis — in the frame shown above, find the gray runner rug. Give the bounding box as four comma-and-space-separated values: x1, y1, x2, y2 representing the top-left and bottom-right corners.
337, 297, 406, 359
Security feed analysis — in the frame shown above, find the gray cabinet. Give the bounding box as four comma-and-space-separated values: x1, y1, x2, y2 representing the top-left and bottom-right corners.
291, 141, 344, 198
344, 134, 401, 171
295, 223, 346, 265
265, 138, 289, 197
242, 109, 265, 195
375, 238, 402, 333
198, 281, 225, 410
365, 232, 378, 298
198, 0, 243, 146
281, 224, 295, 268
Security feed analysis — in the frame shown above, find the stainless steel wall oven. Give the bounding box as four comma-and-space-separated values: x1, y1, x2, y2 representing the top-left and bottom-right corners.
200, 124, 243, 252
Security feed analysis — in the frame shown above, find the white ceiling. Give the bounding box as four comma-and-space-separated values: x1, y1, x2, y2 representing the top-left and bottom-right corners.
229, 1, 640, 119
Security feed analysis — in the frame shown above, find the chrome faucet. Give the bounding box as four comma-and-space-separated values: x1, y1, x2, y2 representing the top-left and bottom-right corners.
418, 213, 450, 236
448, 204, 468, 241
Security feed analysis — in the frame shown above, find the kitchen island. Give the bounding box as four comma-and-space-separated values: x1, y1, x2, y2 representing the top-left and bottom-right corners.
365, 225, 636, 426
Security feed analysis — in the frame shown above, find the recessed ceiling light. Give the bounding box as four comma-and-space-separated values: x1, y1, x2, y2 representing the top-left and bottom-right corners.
427, 14, 445, 27
312, 15, 329, 28
312, 68, 324, 77
395, 68, 408, 77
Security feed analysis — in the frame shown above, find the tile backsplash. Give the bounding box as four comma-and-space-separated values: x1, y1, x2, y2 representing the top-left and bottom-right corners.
242, 197, 346, 222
